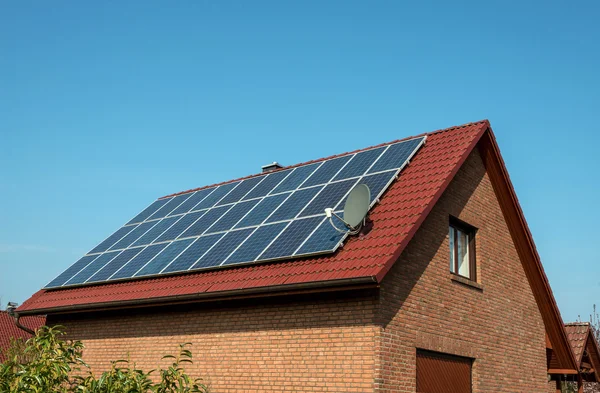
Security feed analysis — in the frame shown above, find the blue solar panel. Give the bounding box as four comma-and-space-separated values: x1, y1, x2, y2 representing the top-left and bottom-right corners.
46, 255, 100, 287
235, 193, 289, 228
298, 179, 357, 218
206, 200, 259, 234
368, 137, 422, 174
132, 216, 181, 247
224, 222, 287, 265
192, 228, 255, 269
46, 136, 425, 288
135, 238, 195, 277
333, 146, 386, 181
295, 218, 345, 255
66, 251, 120, 285
260, 217, 323, 260
270, 163, 320, 194
301, 155, 352, 188
89, 226, 136, 254
162, 234, 224, 273
87, 247, 144, 283
169, 188, 215, 216
266, 187, 322, 223
127, 199, 169, 225
109, 221, 158, 251
178, 205, 232, 238
154, 211, 206, 243
147, 193, 192, 221
216, 177, 264, 206
193, 182, 240, 210
354, 170, 397, 205
243, 169, 292, 200
111, 243, 169, 280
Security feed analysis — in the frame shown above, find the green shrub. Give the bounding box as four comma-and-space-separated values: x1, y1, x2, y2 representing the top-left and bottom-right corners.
0, 326, 208, 393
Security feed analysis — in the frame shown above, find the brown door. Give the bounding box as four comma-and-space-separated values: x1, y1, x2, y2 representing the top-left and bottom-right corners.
416, 350, 472, 393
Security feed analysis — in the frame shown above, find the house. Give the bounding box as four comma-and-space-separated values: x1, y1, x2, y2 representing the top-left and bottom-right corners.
559, 322, 600, 392
0, 310, 45, 362
17, 120, 579, 392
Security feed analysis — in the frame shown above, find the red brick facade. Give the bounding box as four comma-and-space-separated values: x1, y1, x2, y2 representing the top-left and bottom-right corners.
374, 147, 547, 392
47, 146, 548, 392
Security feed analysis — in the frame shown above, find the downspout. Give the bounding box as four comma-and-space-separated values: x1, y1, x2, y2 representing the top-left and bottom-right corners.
6, 302, 35, 335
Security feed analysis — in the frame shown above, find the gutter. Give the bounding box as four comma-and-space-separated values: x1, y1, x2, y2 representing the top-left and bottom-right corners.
7, 302, 35, 335
18, 276, 379, 316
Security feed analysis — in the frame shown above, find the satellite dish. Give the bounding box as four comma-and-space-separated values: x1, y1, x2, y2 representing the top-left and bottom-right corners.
324, 184, 371, 235
343, 184, 370, 228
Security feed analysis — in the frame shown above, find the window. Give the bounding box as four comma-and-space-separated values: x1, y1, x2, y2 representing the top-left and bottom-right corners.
449, 217, 476, 280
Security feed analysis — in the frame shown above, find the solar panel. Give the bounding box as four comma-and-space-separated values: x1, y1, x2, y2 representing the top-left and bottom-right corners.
45, 136, 426, 288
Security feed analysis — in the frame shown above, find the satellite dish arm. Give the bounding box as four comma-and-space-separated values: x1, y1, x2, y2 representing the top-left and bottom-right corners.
325, 208, 362, 234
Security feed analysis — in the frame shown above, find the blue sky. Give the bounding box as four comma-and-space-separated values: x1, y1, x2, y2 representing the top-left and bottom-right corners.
0, 1, 598, 323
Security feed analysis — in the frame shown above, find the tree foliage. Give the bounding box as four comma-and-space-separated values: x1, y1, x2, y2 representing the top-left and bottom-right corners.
590, 305, 599, 343
584, 305, 600, 393
0, 326, 209, 393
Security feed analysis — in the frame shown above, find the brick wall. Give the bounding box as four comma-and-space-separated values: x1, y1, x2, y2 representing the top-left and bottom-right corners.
48, 145, 549, 392
49, 292, 379, 392
374, 147, 548, 392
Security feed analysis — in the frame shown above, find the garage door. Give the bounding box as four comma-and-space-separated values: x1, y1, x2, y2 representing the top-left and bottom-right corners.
416, 350, 472, 393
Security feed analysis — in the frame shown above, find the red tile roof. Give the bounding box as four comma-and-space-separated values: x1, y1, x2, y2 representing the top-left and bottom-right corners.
19, 121, 489, 313
565, 322, 600, 377
565, 322, 590, 364
0, 311, 45, 362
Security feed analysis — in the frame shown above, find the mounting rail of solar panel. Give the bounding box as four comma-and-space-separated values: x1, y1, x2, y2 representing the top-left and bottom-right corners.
46, 136, 426, 288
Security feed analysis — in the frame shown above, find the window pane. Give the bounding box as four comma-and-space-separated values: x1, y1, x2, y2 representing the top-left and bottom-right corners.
457, 229, 470, 278
449, 226, 455, 273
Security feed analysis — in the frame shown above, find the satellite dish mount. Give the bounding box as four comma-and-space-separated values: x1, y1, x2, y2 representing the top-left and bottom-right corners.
325, 184, 371, 235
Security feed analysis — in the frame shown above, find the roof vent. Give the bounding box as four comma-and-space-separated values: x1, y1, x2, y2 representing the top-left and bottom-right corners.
262, 162, 283, 173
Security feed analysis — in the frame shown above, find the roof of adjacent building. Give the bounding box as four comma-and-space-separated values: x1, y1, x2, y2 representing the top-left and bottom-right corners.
17, 119, 579, 371
566, 322, 592, 364
565, 322, 600, 380
0, 311, 45, 362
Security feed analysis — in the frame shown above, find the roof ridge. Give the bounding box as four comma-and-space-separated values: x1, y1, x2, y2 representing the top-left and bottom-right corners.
566, 321, 591, 326
160, 119, 490, 199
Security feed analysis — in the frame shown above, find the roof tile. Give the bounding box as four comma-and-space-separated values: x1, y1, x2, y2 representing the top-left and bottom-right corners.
565, 322, 593, 365
0, 311, 45, 361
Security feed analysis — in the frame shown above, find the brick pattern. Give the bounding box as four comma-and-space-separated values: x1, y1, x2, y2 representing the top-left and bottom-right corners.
49, 295, 379, 392
373, 148, 548, 392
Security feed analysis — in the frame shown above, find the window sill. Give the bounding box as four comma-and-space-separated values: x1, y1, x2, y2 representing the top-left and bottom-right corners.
450, 274, 483, 291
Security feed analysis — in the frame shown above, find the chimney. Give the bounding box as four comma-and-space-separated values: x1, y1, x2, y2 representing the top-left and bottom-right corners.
6, 302, 18, 316
262, 162, 283, 173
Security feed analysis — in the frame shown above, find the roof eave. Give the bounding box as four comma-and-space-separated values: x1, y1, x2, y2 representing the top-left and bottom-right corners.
371, 121, 576, 371
477, 128, 578, 372
18, 276, 378, 316
586, 328, 600, 381
375, 121, 489, 281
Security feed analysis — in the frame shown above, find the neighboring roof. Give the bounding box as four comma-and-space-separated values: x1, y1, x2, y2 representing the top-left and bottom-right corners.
17, 119, 578, 371
0, 311, 45, 362
565, 322, 600, 380
566, 322, 592, 364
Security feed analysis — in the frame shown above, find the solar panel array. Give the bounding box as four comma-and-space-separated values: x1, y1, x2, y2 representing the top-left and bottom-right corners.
46, 136, 426, 289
